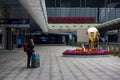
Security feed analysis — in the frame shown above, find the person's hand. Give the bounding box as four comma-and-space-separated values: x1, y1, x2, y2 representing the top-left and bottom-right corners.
32, 42, 34, 45
30, 39, 34, 45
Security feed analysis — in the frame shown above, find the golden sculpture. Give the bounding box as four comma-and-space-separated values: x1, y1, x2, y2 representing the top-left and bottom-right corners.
87, 27, 100, 49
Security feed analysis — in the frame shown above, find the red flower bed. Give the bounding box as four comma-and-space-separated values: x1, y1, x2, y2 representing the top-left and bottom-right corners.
63, 48, 110, 55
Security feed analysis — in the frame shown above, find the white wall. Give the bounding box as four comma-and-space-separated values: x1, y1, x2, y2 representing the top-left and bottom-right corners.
48, 23, 101, 32
48, 23, 101, 42
77, 28, 89, 42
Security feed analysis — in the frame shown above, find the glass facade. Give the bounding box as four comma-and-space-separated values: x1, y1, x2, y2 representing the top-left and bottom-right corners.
45, 0, 120, 23
45, 0, 120, 8
46, 8, 120, 23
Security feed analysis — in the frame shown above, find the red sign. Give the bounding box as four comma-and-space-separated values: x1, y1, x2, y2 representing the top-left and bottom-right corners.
48, 17, 95, 23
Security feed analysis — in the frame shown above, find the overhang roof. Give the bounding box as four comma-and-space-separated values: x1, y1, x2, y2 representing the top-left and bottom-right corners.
96, 18, 120, 33
19, 0, 49, 32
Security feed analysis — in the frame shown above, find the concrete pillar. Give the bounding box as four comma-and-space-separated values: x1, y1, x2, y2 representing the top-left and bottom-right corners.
2, 27, 7, 49
104, 32, 108, 42
104, 32, 109, 49
22, 30, 26, 44
6, 27, 13, 50
2, 6, 13, 50
62, 36, 66, 44
2, 27, 14, 50
117, 29, 120, 42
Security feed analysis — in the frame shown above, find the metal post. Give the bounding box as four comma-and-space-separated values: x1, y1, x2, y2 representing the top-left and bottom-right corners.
60, 0, 61, 17
105, 0, 107, 22
97, 0, 100, 23
109, 0, 111, 20
80, 0, 81, 8
85, 0, 86, 16
80, 0, 82, 18
55, 0, 56, 7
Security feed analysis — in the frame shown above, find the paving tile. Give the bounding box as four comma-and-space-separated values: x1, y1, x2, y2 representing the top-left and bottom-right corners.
0, 46, 120, 80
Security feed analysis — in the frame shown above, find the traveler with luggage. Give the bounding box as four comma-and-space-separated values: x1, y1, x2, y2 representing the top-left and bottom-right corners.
26, 38, 35, 68
24, 38, 40, 68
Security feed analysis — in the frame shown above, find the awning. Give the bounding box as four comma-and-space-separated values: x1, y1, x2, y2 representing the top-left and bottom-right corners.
96, 18, 120, 32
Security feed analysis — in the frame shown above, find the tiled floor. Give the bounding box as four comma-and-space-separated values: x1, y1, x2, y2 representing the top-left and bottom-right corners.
0, 46, 120, 80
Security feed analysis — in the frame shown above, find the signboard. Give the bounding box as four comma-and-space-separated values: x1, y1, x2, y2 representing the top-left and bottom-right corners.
48, 17, 95, 23
0, 19, 30, 24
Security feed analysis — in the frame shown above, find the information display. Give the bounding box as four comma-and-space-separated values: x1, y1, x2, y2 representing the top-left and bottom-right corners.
0, 19, 30, 24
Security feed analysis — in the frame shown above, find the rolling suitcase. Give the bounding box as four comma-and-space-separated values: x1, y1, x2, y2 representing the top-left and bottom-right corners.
31, 54, 40, 68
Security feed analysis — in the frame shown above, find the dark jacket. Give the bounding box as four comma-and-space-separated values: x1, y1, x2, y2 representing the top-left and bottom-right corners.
27, 42, 34, 53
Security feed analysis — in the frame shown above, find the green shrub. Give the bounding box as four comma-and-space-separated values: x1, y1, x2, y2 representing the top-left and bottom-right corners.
110, 50, 120, 57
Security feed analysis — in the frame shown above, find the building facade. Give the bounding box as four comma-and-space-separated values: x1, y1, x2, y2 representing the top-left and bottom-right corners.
45, 0, 120, 42
46, 0, 120, 23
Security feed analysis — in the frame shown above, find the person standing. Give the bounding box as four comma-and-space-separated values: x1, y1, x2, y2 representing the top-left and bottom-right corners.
27, 38, 35, 68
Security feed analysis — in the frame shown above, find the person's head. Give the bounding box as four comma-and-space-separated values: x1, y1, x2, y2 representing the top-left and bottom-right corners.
28, 38, 34, 43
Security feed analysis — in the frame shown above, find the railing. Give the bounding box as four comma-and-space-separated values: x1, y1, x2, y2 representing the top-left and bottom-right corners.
99, 42, 120, 51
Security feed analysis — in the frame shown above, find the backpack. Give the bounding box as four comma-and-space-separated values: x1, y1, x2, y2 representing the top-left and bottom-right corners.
23, 43, 28, 52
